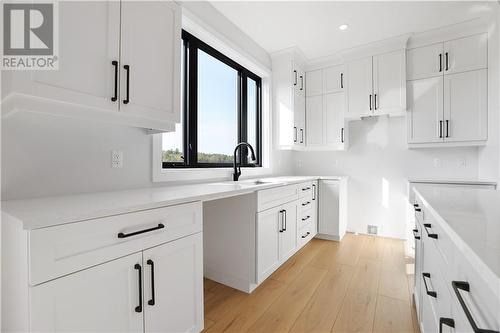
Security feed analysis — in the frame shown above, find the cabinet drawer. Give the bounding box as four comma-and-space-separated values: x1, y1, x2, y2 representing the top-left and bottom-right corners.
298, 209, 313, 229
298, 182, 314, 198
421, 210, 456, 270
257, 184, 298, 211
298, 192, 314, 211
29, 202, 202, 285
297, 221, 314, 248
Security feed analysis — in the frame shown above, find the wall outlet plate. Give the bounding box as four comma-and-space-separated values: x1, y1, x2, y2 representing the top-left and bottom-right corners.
111, 150, 123, 168
367, 225, 378, 235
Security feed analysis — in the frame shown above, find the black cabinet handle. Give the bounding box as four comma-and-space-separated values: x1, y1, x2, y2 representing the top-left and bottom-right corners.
118, 223, 165, 239
374, 94, 378, 110
414, 203, 419, 208
445, 52, 449, 71
341, 127, 344, 143
123, 64, 130, 104
452, 281, 499, 333
279, 210, 284, 232
312, 184, 316, 200
301, 232, 310, 239
300, 75, 304, 91
422, 272, 437, 298
302, 187, 311, 191
111, 60, 118, 102
294, 126, 297, 143
446, 120, 449, 138
423, 223, 438, 239
147, 259, 155, 306
300, 129, 304, 143
302, 201, 311, 207
439, 54, 443, 72
302, 215, 311, 222
369, 94, 372, 110
134, 264, 143, 313
340, 73, 344, 89
413, 229, 420, 240
283, 210, 287, 231
415, 207, 422, 212
293, 70, 297, 86
439, 120, 443, 138
440, 318, 455, 333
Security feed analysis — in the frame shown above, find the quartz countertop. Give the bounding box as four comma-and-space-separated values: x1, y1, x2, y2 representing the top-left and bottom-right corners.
409, 178, 497, 187
414, 184, 500, 285
1, 176, 344, 230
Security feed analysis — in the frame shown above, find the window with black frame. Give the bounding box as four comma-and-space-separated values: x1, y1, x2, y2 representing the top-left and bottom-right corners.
162, 30, 262, 168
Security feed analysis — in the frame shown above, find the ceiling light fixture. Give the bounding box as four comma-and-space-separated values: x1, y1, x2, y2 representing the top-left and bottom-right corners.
338, 24, 349, 31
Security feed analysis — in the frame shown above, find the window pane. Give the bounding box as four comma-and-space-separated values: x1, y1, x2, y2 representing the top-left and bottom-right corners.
247, 78, 258, 156
162, 42, 185, 164
197, 49, 238, 164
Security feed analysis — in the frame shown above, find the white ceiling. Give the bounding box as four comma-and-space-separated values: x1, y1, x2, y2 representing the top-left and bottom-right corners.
209, 1, 497, 60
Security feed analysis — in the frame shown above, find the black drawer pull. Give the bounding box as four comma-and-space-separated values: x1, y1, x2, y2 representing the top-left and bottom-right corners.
118, 223, 165, 238
302, 187, 311, 191
147, 259, 155, 306
440, 318, 455, 333
422, 272, 437, 298
134, 264, 142, 313
301, 232, 310, 239
415, 207, 422, 212
452, 281, 499, 333
111, 60, 118, 102
302, 201, 311, 207
414, 203, 419, 208
412, 229, 420, 240
423, 223, 438, 239
302, 215, 311, 222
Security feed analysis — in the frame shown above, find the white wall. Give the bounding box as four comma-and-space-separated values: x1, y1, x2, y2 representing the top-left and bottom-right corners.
293, 116, 480, 239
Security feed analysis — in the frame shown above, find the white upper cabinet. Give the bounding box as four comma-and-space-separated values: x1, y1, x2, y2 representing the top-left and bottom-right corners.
346, 56, 373, 118
407, 43, 443, 80
325, 93, 346, 147
443, 33, 487, 74
373, 50, 406, 115
120, 1, 181, 125
3, 1, 181, 132
324, 65, 345, 94
31, 1, 121, 112
407, 77, 444, 144
305, 69, 323, 96
443, 69, 487, 142
406, 32, 488, 147
31, 253, 144, 333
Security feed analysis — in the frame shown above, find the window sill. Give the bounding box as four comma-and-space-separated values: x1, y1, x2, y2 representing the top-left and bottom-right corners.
152, 166, 272, 183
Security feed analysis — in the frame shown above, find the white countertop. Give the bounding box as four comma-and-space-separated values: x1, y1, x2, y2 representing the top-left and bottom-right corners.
1, 176, 344, 230
409, 178, 497, 186
414, 184, 500, 283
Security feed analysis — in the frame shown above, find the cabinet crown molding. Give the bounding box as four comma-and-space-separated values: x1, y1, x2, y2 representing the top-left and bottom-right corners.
340, 33, 411, 62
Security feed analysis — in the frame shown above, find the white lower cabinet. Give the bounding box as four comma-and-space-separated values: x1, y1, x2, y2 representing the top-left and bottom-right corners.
317, 179, 348, 241
31, 252, 144, 333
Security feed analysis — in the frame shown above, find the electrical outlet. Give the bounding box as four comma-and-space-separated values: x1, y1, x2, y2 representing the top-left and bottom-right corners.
111, 150, 123, 168
433, 158, 441, 168
459, 158, 467, 168
367, 225, 378, 235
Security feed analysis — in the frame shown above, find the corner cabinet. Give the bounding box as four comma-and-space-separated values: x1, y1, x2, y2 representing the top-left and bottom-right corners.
273, 49, 306, 149
2, 202, 204, 333
305, 65, 348, 151
345, 49, 406, 119
407, 33, 488, 148
317, 178, 348, 241
1, 1, 181, 132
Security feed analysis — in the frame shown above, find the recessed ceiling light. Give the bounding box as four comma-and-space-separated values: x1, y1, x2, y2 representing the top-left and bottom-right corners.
339, 24, 349, 31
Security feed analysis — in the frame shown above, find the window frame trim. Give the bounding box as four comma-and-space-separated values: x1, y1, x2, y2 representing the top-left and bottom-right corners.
162, 30, 263, 169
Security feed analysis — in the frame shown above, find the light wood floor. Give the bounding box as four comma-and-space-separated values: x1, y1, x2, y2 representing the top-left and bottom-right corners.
203, 233, 420, 333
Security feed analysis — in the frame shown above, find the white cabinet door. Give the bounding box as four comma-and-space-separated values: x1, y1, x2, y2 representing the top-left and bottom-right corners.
346, 57, 373, 117
406, 43, 443, 80
305, 70, 323, 97
294, 91, 306, 146
444, 33, 487, 75
143, 233, 203, 333
30, 253, 143, 333
324, 65, 345, 94
280, 201, 297, 261
257, 207, 280, 282
31, 1, 120, 111
319, 180, 340, 237
407, 77, 444, 144
325, 92, 345, 146
306, 95, 323, 146
373, 50, 406, 115
120, 1, 181, 124
444, 69, 487, 142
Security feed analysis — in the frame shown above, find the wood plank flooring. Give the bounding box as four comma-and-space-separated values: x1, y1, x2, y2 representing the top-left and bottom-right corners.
203, 233, 420, 333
